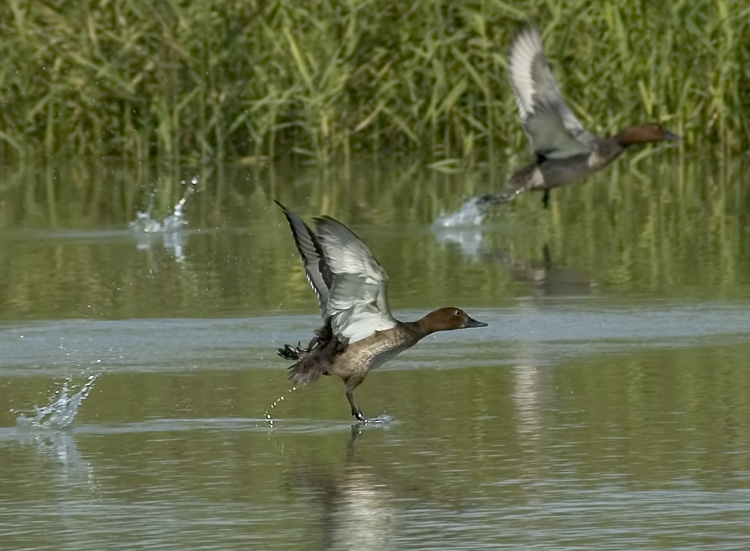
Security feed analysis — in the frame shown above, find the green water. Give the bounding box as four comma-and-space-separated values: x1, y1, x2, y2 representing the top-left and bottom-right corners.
0, 158, 749, 550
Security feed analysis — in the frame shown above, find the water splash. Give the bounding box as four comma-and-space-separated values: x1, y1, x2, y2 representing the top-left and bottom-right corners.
358, 414, 394, 428
432, 196, 487, 228
15, 374, 100, 430
162, 183, 194, 232
432, 225, 484, 257
265, 386, 298, 428
129, 195, 160, 233
130, 176, 198, 234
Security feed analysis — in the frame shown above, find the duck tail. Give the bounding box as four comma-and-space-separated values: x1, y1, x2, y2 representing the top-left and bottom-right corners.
287, 357, 326, 386
278, 323, 337, 386
277, 342, 305, 361
277, 341, 323, 385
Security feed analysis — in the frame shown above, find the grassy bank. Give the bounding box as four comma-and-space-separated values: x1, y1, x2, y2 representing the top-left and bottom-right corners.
1, 0, 748, 164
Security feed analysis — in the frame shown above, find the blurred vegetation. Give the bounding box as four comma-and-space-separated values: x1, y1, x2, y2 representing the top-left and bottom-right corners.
0, 0, 748, 165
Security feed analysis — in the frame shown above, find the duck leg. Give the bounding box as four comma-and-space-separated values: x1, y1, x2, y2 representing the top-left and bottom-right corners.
346, 390, 366, 422
477, 192, 511, 205
542, 189, 550, 208
478, 182, 527, 207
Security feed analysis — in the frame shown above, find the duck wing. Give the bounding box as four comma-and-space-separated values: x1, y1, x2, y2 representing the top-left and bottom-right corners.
508, 25, 598, 159
276, 201, 332, 315
313, 216, 398, 343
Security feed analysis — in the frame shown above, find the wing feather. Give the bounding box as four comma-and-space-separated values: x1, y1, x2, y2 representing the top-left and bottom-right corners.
275, 201, 332, 315
508, 25, 598, 158
313, 216, 397, 343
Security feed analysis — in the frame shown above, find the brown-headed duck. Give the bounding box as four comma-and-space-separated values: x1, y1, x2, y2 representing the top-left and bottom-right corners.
275, 201, 487, 422
480, 24, 681, 208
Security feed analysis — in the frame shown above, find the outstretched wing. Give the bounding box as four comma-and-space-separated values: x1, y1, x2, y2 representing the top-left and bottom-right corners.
508, 25, 597, 159
275, 201, 332, 315
313, 216, 397, 343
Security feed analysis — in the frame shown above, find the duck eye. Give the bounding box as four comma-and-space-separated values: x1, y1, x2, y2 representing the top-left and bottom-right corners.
453, 309, 461, 317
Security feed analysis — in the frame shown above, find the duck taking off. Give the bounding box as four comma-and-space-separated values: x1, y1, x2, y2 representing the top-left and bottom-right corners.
275, 202, 487, 422
480, 24, 681, 209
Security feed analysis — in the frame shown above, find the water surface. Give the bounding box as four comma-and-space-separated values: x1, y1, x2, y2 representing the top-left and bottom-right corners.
1, 159, 749, 550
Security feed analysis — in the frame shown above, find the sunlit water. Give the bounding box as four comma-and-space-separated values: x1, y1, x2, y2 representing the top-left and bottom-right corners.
1, 159, 749, 550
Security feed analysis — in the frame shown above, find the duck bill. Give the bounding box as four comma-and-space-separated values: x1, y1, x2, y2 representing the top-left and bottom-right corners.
465, 316, 488, 328
663, 129, 683, 140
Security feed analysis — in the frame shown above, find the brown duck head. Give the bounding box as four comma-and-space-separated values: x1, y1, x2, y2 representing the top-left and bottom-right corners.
617, 123, 682, 147
418, 307, 488, 335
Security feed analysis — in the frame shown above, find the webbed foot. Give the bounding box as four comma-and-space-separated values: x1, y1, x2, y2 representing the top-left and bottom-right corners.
346, 390, 367, 422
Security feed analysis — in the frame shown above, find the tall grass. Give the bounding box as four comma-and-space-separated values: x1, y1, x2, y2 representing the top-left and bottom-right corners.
0, 0, 748, 164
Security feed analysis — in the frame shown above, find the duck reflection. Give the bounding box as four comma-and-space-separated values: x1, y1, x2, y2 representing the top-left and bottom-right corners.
291, 427, 395, 551
434, 223, 594, 296
483, 243, 595, 296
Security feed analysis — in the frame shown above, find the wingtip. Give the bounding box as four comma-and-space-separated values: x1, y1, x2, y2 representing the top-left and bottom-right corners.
515, 20, 539, 34
509, 24, 543, 63
275, 200, 298, 223
312, 214, 337, 225
510, 21, 541, 44
312, 214, 365, 245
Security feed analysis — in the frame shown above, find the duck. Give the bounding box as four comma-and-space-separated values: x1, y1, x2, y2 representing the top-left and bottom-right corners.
480, 24, 681, 208
275, 201, 487, 422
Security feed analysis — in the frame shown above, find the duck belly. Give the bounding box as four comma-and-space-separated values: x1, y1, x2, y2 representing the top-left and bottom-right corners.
537, 155, 599, 189
331, 332, 415, 381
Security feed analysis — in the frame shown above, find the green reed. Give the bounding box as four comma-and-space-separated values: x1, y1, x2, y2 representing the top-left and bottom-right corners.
0, 0, 748, 164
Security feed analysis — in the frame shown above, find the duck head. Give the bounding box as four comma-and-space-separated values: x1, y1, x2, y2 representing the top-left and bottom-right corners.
617, 123, 682, 147
419, 307, 488, 334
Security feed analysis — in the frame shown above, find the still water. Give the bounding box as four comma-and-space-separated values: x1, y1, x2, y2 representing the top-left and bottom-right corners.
0, 158, 749, 550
